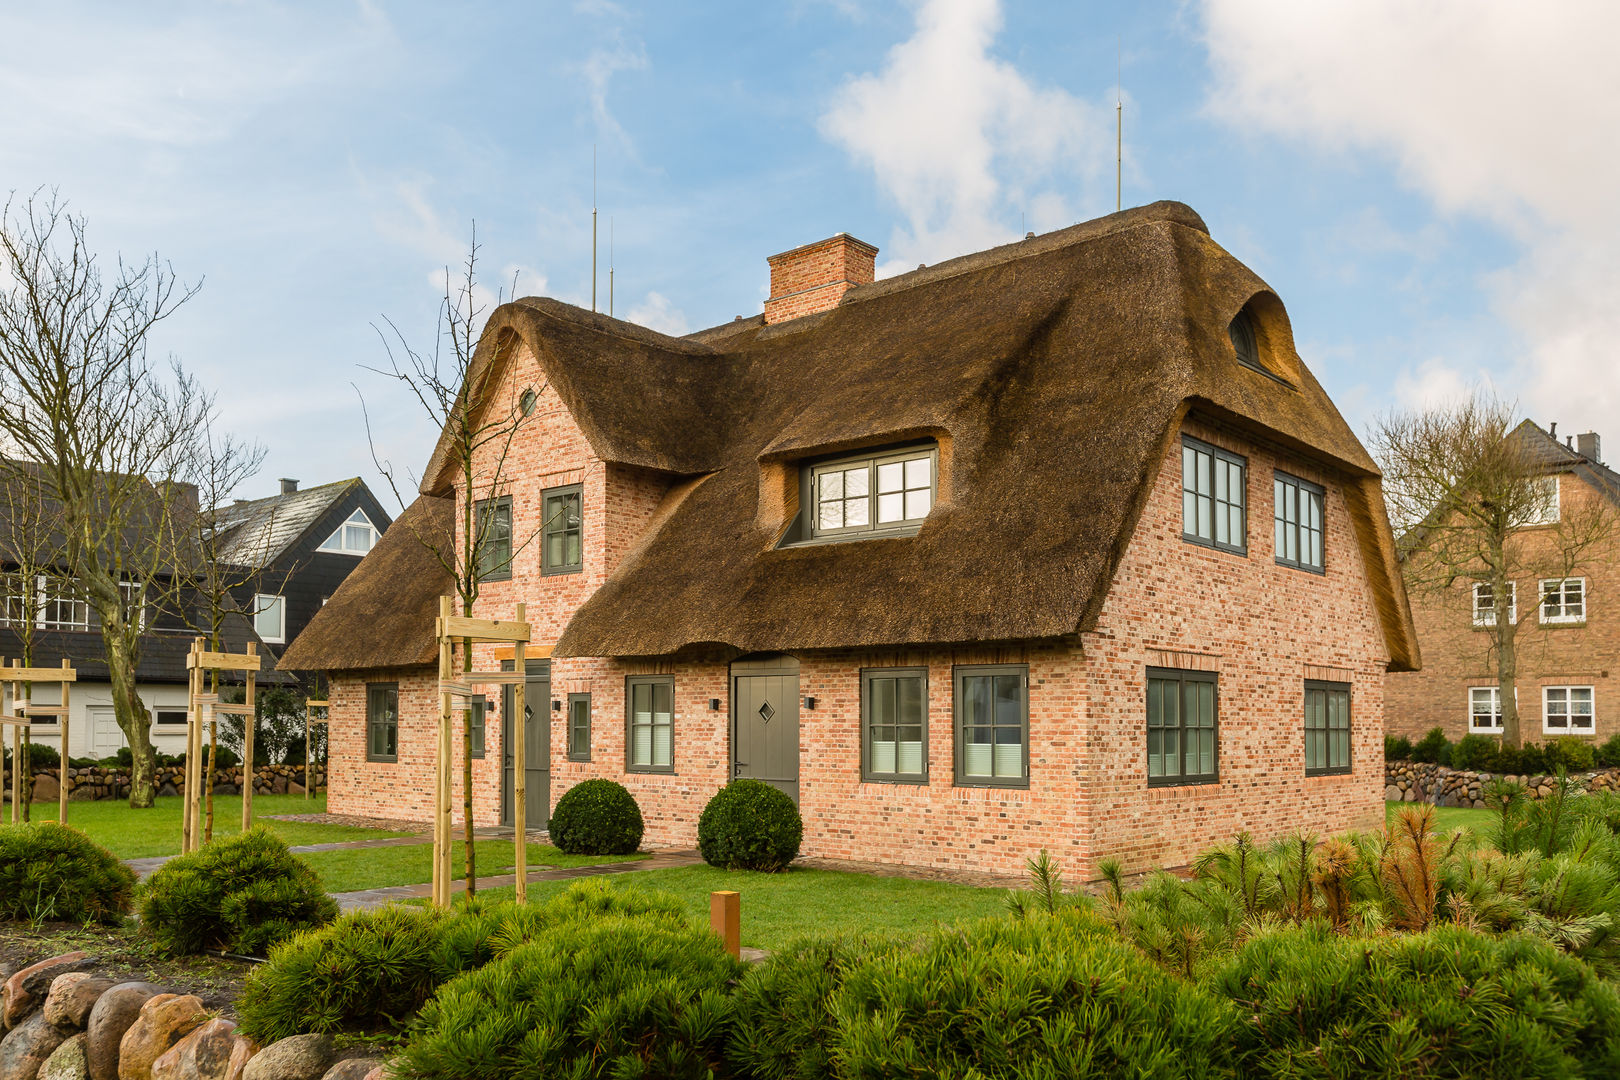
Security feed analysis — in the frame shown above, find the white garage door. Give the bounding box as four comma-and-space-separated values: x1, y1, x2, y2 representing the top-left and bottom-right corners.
88, 707, 127, 757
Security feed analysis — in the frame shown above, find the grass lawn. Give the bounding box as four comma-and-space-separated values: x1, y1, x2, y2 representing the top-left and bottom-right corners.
1386, 800, 1494, 834
466, 864, 1010, 952
303, 840, 646, 894
24, 794, 412, 859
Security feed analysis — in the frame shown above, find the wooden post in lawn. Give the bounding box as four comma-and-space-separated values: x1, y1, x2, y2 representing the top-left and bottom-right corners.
513, 603, 527, 905
435, 595, 454, 908
58, 659, 70, 826
242, 642, 257, 833
182, 639, 199, 853
710, 891, 741, 958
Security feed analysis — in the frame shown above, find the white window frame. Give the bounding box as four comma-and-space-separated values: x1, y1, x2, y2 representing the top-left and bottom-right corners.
1543, 685, 1595, 736
1539, 577, 1586, 625
1469, 686, 1504, 733
1472, 581, 1517, 627
38, 576, 90, 631
253, 593, 286, 644
318, 509, 379, 555
119, 580, 148, 631
1516, 475, 1561, 527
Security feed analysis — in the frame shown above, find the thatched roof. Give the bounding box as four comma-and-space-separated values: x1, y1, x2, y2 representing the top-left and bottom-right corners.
294, 201, 1418, 672
277, 495, 451, 671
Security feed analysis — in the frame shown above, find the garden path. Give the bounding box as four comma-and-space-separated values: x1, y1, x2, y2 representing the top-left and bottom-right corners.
328, 849, 704, 911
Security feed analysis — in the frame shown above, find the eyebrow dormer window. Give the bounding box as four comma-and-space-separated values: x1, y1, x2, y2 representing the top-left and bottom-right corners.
1230, 311, 1263, 372
807, 445, 936, 540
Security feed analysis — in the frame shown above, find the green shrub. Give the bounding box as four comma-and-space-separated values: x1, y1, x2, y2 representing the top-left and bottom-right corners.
1411, 726, 1450, 765
1596, 735, 1620, 769
830, 911, 1235, 1079
1519, 742, 1551, 774
239, 879, 688, 1042
14, 743, 60, 770
1385, 734, 1413, 761
547, 778, 644, 855
1211, 924, 1620, 1079
208, 744, 241, 770
397, 915, 744, 1080
115, 746, 133, 768
139, 827, 336, 957
1547, 736, 1597, 773
697, 779, 803, 871
0, 822, 135, 924
1452, 733, 1499, 771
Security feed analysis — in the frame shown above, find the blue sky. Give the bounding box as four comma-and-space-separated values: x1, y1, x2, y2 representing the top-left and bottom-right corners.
3, 0, 1612, 510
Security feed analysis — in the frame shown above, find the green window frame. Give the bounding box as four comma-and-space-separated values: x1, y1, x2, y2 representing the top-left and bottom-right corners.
1147, 667, 1218, 786
568, 692, 592, 762
1304, 680, 1350, 776
366, 682, 398, 763
861, 667, 928, 783
542, 484, 583, 575
474, 496, 513, 582
626, 675, 674, 773
1182, 436, 1247, 555
807, 445, 937, 540
953, 664, 1028, 788
1275, 471, 1325, 573
468, 696, 486, 759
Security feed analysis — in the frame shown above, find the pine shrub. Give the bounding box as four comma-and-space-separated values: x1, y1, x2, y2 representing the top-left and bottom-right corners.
1211, 924, 1620, 1079
548, 777, 644, 855
397, 915, 744, 1080
0, 822, 136, 924
139, 827, 337, 957
697, 779, 803, 871
1412, 727, 1450, 765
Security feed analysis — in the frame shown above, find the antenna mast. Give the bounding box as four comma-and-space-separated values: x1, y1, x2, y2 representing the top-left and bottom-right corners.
609, 218, 615, 318
591, 145, 598, 313
1116, 41, 1122, 212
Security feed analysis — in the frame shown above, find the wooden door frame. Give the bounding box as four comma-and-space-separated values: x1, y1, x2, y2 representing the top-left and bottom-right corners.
728, 653, 800, 785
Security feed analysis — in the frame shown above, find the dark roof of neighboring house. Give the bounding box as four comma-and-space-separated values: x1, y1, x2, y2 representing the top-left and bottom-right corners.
277, 495, 453, 671
1514, 420, 1620, 500
289, 201, 1419, 673
0, 459, 197, 570
210, 478, 373, 569
0, 610, 293, 686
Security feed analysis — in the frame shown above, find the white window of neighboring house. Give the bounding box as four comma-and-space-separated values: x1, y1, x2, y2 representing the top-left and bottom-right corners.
1473, 581, 1517, 627
254, 593, 286, 644
318, 509, 379, 555
1469, 686, 1503, 732
119, 580, 148, 631
1540, 577, 1586, 625
38, 576, 90, 630
1516, 475, 1561, 527
1544, 686, 1596, 735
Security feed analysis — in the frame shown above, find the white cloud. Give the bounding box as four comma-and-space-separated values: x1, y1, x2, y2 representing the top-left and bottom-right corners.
1200, 0, 1620, 430
1393, 358, 1479, 412
627, 291, 689, 336
820, 0, 1109, 273
582, 39, 649, 157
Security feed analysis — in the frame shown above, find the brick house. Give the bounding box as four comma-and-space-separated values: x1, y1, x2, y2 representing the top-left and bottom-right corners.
280, 202, 1418, 875
1385, 421, 1620, 743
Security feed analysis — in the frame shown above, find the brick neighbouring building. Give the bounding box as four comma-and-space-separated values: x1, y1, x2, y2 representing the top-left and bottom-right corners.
280, 202, 1418, 876
1385, 421, 1620, 745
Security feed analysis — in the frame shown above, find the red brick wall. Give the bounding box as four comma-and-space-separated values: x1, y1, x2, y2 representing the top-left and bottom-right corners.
1385, 471, 1620, 742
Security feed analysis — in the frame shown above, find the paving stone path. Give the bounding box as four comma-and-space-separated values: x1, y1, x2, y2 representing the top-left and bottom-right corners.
330, 849, 704, 911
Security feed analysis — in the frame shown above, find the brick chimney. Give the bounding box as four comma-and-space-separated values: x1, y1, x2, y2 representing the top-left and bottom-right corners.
1577, 431, 1602, 464
764, 234, 878, 325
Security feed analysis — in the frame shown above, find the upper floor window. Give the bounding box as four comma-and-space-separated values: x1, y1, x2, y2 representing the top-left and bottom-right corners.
474, 496, 513, 582
1541, 577, 1586, 625
254, 593, 286, 644
807, 446, 937, 540
1513, 475, 1560, 528
119, 580, 148, 631
1230, 311, 1264, 372
319, 509, 379, 555
1274, 472, 1325, 573
3, 575, 93, 631
542, 484, 583, 575
1182, 436, 1246, 554
1472, 581, 1517, 627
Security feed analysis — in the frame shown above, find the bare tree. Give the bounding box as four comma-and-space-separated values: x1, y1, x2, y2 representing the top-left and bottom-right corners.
361, 225, 541, 894
0, 191, 209, 806
1373, 392, 1618, 748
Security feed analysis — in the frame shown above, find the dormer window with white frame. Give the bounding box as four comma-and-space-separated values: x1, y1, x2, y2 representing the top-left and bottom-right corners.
1472, 581, 1516, 627
318, 509, 379, 555
1540, 577, 1586, 625
787, 444, 938, 544
254, 593, 286, 644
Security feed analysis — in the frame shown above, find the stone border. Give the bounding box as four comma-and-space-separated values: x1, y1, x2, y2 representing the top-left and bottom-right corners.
1385, 760, 1620, 808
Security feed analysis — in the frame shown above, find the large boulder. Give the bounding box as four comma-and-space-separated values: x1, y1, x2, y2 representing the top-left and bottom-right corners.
240, 1034, 331, 1080
41, 1033, 92, 1080
43, 975, 116, 1031
319, 1060, 380, 1080
86, 983, 164, 1080
151, 1018, 239, 1080
31, 774, 60, 802
116, 994, 206, 1080
226, 1036, 260, 1080
0, 1010, 69, 1080
3, 952, 93, 1029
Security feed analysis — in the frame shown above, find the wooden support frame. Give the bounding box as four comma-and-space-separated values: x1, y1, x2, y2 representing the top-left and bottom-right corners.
182, 639, 259, 852
304, 696, 329, 802
433, 597, 531, 908
3, 659, 75, 825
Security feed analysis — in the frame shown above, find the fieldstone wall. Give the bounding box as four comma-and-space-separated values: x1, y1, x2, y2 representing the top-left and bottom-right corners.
0, 763, 326, 803
1384, 760, 1620, 808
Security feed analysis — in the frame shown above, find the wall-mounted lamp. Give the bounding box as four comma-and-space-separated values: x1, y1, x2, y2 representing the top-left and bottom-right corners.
709, 698, 721, 711
551, 699, 562, 712
803, 696, 817, 711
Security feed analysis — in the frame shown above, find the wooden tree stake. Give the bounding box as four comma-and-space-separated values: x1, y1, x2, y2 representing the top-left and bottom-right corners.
513, 603, 527, 905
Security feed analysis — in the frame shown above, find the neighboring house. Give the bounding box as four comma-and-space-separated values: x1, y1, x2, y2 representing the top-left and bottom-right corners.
0, 468, 286, 758
1385, 422, 1620, 743
208, 477, 392, 672
281, 202, 1418, 876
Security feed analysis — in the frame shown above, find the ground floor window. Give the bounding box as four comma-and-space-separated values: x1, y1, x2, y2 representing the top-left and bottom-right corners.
1469, 686, 1503, 733
1544, 686, 1595, 735
626, 676, 674, 772
568, 693, 592, 761
1147, 667, 1218, 786
954, 665, 1027, 786
367, 682, 398, 762
1304, 680, 1351, 776
468, 696, 486, 758
862, 667, 927, 782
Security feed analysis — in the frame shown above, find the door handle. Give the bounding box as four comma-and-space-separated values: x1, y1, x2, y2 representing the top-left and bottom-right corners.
733, 762, 746, 776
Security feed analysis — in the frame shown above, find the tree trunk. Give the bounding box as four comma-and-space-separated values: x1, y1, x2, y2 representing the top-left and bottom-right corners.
1497, 586, 1521, 750
106, 637, 156, 807
461, 634, 476, 895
